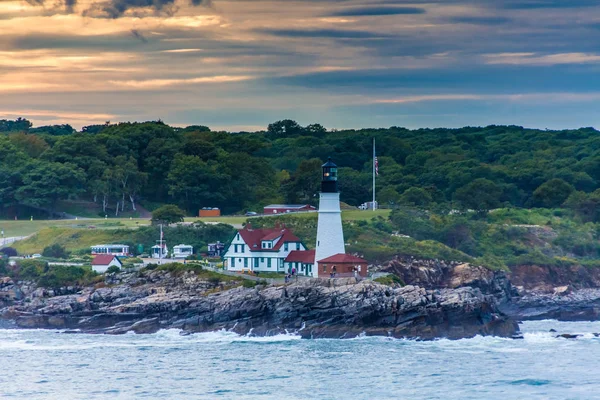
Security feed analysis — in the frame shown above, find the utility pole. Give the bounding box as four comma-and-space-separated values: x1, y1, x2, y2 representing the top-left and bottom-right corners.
372, 138, 377, 210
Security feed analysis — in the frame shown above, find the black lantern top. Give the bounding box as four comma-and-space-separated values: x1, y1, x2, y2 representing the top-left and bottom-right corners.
321, 157, 338, 193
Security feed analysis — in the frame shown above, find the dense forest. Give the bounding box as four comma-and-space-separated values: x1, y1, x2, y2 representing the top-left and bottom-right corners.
1, 118, 600, 222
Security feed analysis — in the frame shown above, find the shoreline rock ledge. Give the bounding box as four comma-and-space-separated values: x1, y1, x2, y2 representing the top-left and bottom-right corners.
0, 276, 517, 340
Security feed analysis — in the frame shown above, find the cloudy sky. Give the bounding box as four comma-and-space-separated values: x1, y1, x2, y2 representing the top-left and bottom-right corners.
2, 0, 600, 130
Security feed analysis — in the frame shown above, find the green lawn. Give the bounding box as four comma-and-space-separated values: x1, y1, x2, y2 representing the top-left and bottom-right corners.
1, 209, 391, 242
0, 218, 150, 238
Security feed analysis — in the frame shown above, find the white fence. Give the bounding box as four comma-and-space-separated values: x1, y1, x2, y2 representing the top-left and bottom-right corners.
0, 237, 26, 248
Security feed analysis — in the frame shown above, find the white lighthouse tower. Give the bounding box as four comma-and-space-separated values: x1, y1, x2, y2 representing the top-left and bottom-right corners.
313, 158, 345, 277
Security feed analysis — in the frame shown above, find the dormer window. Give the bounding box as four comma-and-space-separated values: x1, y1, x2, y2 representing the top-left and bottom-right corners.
262, 241, 273, 249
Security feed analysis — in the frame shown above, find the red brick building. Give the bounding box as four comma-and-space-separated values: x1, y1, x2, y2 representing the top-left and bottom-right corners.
317, 253, 368, 278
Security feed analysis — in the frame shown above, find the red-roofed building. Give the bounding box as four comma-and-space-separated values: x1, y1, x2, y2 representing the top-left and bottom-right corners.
91, 254, 122, 274
263, 204, 316, 215
284, 249, 315, 276
224, 223, 310, 275
317, 253, 368, 278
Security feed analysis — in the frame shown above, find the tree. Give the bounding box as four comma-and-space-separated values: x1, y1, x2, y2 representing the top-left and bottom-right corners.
267, 119, 304, 138
112, 155, 148, 213
532, 178, 574, 208
0, 118, 32, 132
29, 124, 74, 136
151, 205, 186, 225
8, 132, 49, 158
305, 123, 327, 136
453, 178, 502, 213
398, 187, 432, 207
167, 155, 225, 213
564, 189, 600, 222
378, 187, 401, 205
282, 158, 322, 204
15, 161, 85, 214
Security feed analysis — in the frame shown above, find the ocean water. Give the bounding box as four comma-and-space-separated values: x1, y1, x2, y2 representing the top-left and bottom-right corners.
1, 321, 599, 399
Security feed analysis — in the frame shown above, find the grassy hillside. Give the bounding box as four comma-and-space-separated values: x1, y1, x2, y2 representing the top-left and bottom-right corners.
0, 219, 149, 238
2, 210, 387, 243
249, 207, 600, 270
13, 227, 135, 254
13, 222, 236, 255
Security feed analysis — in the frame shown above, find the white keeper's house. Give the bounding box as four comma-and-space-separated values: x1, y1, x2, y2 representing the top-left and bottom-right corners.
223, 223, 310, 275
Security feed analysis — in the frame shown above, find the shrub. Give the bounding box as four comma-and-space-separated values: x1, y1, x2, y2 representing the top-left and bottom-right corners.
17, 259, 48, 280
155, 262, 204, 275
36, 266, 97, 288
207, 276, 221, 287
42, 244, 69, 259
0, 247, 17, 257
106, 265, 121, 274
374, 274, 405, 286
242, 280, 257, 288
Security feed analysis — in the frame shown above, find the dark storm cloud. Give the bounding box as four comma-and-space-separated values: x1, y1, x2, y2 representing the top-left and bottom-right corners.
264, 65, 600, 95
448, 16, 512, 25
85, 0, 211, 18
21, 0, 211, 17
326, 6, 425, 17
501, 0, 600, 9
257, 28, 392, 39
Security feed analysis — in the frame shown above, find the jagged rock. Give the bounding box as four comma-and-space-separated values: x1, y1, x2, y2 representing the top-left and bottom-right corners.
499, 288, 600, 321
557, 333, 581, 339
0, 272, 517, 340
554, 286, 571, 296
0, 277, 23, 302
510, 264, 600, 293
383, 257, 517, 302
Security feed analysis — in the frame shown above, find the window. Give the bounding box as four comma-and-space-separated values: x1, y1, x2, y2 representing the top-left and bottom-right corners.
267, 258, 272, 268
244, 258, 248, 267
261, 258, 264, 262
284, 243, 288, 251
236, 234, 240, 240
296, 243, 300, 250
322, 264, 327, 272
241, 245, 245, 253
268, 243, 272, 249
234, 244, 238, 253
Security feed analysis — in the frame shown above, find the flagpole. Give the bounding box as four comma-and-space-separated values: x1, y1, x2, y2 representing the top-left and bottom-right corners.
373, 138, 376, 210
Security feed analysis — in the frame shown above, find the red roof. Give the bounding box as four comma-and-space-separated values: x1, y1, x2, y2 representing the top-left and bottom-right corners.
285, 250, 315, 264
261, 231, 284, 241
92, 254, 120, 265
238, 226, 301, 252
317, 253, 367, 264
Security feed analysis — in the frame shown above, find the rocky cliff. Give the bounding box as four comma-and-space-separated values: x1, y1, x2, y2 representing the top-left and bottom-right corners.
0, 269, 517, 340
383, 256, 600, 322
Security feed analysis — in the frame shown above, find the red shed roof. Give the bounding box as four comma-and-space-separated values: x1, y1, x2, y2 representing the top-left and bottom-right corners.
317, 253, 367, 264
238, 226, 301, 252
285, 250, 315, 264
92, 254, 120, 265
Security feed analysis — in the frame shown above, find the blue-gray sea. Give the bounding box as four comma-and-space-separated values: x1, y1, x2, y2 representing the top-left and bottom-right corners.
1, 320, 599, 399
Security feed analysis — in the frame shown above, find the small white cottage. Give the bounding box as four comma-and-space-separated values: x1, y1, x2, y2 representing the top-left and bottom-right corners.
151, 244, 168, 259
173, 244, 193, 259
91, 254, 122, 273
